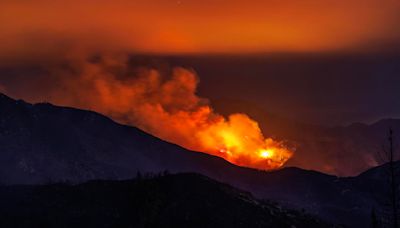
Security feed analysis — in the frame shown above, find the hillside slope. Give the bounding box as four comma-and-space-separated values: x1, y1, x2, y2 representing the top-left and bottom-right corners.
0, 93, 393, 227
0, 173, 331, 228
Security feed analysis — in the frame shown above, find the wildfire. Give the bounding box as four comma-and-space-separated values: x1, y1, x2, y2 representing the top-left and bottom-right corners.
260, 150, 273, 159
192, 113, 293, 170
48, 54, 294, 170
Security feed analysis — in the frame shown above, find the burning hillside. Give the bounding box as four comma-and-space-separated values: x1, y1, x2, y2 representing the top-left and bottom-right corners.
30, 53, 294, 170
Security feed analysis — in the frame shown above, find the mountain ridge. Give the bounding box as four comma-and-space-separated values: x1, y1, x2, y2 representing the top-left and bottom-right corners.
211, 97, 400, 176
0, 92, 397, 227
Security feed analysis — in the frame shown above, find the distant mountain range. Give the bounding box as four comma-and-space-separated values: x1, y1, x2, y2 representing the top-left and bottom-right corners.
0, 93, 397, 227
212, 98, 400, 176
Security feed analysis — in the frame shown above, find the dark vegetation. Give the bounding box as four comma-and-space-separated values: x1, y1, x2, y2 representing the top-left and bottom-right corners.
0, 173, 332, 228
372, 129, 400, 227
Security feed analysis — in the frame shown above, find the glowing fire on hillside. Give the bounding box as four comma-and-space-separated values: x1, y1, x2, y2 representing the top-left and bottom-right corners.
49, 54, 294, 170
192, 111, 293, 170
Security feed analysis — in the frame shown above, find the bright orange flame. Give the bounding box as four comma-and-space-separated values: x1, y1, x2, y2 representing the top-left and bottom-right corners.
260, 150, 273, 159
47, 54, 294, 170
193, 114, 293, 169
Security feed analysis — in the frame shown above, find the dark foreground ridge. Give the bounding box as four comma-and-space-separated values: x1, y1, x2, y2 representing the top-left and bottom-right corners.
0, 173, 332, 228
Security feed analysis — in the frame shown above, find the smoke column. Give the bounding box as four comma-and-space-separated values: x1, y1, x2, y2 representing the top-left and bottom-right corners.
40, 53, 293, 170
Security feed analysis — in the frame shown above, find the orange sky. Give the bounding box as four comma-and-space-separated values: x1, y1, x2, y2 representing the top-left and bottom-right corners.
1, 0, 399, 58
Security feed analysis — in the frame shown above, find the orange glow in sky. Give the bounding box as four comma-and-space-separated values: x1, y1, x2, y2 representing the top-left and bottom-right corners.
1, 0, 399, 58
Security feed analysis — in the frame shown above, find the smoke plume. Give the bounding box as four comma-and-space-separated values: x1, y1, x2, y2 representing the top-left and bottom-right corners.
37, 53, 293, 170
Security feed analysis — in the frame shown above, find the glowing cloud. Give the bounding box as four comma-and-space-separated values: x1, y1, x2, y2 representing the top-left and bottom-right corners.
43, 53, 293, 170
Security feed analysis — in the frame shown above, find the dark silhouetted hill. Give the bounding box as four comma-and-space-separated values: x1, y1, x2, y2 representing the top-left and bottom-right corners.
0, 92, 396, 227
0, 173, 331, 228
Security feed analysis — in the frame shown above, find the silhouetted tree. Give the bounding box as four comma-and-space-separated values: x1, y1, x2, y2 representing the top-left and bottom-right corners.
377, 129, 400, 228
136, 171, 142, 180
371, 208, 379, 228
162, 170, 170, 176
388, 129, 399, 228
